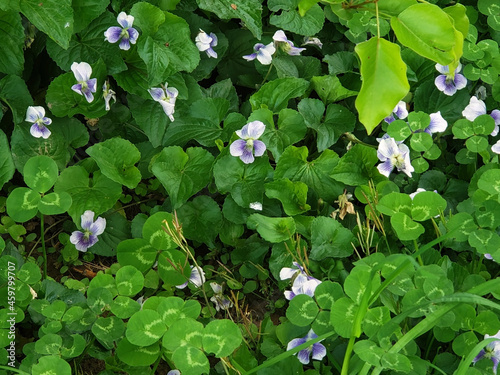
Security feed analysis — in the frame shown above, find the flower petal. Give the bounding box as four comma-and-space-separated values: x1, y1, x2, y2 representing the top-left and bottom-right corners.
492, 140, 500, 154
273, 30, 288, 43
209, 33, 218, 47
454, 73, 467, 90
243, 52, 257, 61
30, 123, 50, 139
377, 137, 399, 159
104, 26, 122, 44
71, 83, 83, 96
435, 63, 449, 74
246, 120, 266, 139
90, 217, 106, 236
286, 337, 307, 351
117, 12, 134, 28
128, 28, 139, 44
25, 106, 44, 123
230, 139, 247, 157
279, 267, 298, 280
253, 140, 266, 156
148, 88, 165, 102
206, 48, 218, 59
119, 37, 131, 50
311, 343, 327, 361
71, 62, 92, 82
239, 148, 255, 164
462, 96, 486, 121
296, 347, 312, 365
377, 160, 394, 177
426, 111, 447, 133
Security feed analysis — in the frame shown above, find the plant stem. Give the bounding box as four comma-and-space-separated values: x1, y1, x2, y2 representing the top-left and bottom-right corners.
260, 64, 274, 86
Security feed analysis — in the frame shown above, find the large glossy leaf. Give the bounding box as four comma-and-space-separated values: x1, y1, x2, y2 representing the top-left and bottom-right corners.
0, 10, 24, 75
0, 130, 15, 190
150, 146, 214, 209
250, 77, 309, 114
20, 0, 73, 49
391, 3, 462, 65
86, 138, 142, 189
197, 0, 262, 39
0, 75, 33, 125
355, 37, 409, 135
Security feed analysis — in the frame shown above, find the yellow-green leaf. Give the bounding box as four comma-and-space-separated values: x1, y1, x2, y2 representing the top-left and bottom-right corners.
355, 37, 409, 135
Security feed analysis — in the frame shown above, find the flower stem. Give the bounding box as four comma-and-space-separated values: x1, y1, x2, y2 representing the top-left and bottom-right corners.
40, 214, 47, 279
260, 64, 274, 86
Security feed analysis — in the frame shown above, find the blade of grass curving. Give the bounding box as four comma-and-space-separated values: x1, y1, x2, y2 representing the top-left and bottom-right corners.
342, 228, 457, 375
231, 330, 336, 374
455, 338, 499, 375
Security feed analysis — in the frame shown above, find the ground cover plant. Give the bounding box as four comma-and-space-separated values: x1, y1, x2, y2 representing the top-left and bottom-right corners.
1, 0, 500, 374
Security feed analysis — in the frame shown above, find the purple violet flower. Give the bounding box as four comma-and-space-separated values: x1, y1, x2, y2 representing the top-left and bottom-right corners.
195, 29, 218, 58
70, 210, 106, 252
424, 111, 448, 135
25, 106, 52, 139
71, 62, 97, 103
167, 371, 181, 375
176, 266, 206, 289
273, 30, 306, 56
148, 83, 179, 122
472, 330, 500, 374
280, 262, 322, 300
384, 101, 408, 124
462, 96, 500, 136
434, 62, 467, 96
287, 329, 327, 365
230, 121, 267, 164
377, 136, 414, 178
243, 43, 276, 65
210, 282, 233, 311
104, 12, 139, 50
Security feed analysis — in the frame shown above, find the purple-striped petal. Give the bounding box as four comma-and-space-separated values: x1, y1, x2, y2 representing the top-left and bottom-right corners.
81, 210, 95, 230
377, 160, 394, 177
243, 53, 257, 61
287, 337, 307, 350
128, 28, 139, 44
230, 139, 247, 157
311, 343, 327, 361
119, 37, 131, 51
273, 30, 288, 43
253, 140, 266, 156
89, 217, 106, 236
206, 48, 218, 58
435, 63, 449, 74
30, 123, 51, 139
71, 83, 83, 95
426, 111, 447, 134
297, 347, 312, 364
148, 88, 165, 101
454, 73, 467, 90
491, 110, 500, 125
377, 137, 399, 160
82, 88, 94, 103
239, 148, 255, 164
104, 26, 123, 44
42, 117, 52, 126
284, 290, 295, 300
25, 106, 45, 123
209, 33, 218, 47
87, 78, 97, 93
117, 12, 134, 29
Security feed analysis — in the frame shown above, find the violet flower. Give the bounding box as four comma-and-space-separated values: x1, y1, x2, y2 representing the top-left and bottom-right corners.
384, 101, 408, 124
377, 136, 414, 178
195, 29, 218, 58
25, 106, 52, 139
71, 62, 97, 103
424, 111, 448, 135
249, 202, 263, 211
280, 262, 322, 300
302, 36, 323, 49
104, 12, 139, 51
148, 83, 179, 122
70, 210, 106, 252
273, 30, 306, 56
210, 282, 233, 311
434, 62, 467, 96
176, 266, 206, 289
472, 330, 500, 374
462, 96, 500, 136
230, 121, 267, 164
102, 81, 116, 111
287, 329, 327, 365
243, 43, 276, 65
